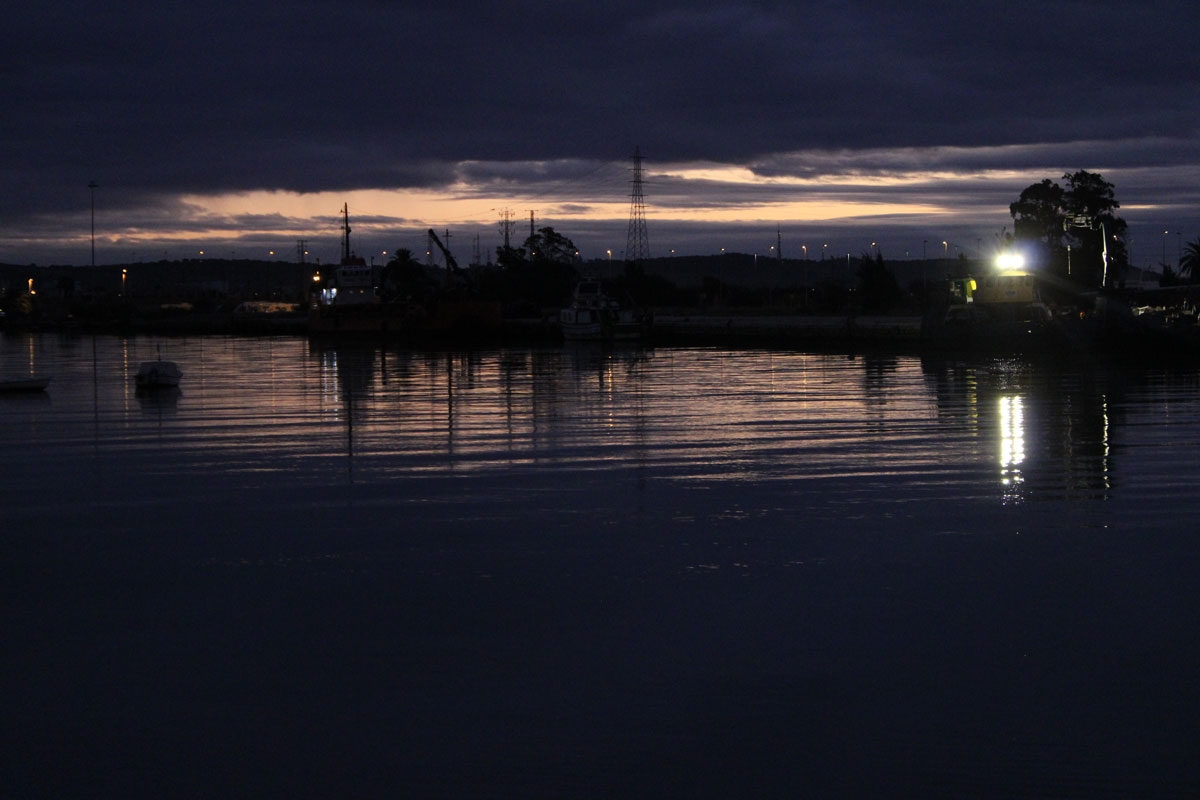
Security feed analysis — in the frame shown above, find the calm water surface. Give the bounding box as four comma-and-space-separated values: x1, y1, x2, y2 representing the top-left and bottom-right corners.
3, 333, 1199, 798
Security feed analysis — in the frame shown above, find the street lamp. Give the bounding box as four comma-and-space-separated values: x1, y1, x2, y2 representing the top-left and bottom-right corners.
121, 268, 127, 296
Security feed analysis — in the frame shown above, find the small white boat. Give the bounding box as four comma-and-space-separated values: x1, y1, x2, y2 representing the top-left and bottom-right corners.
135, 359, 182, 389
0, 376, 51, 393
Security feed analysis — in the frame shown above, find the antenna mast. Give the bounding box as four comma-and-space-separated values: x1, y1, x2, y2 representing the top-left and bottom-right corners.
625, 146, 650, 263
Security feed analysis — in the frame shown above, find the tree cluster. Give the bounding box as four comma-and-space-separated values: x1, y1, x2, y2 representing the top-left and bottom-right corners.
1008, 170, 1128, 293
856, 251, 903, 313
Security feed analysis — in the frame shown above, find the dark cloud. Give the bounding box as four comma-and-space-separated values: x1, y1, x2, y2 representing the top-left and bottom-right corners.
3, 1, 1199, 264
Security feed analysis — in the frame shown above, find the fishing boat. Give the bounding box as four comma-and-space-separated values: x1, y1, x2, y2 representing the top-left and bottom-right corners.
308, 212, 501, 338
922, 254, 1062, 352
559, 280, 652, 342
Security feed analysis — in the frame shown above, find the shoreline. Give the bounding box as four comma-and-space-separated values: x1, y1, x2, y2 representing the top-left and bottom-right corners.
2, 308, 926, 346
5, 308, 1200, 364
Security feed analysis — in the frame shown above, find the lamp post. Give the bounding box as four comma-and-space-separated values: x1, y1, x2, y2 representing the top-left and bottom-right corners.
88, 180, 98, 267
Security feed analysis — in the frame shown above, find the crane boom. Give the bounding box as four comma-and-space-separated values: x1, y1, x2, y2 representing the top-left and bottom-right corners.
427, 229, 459, 272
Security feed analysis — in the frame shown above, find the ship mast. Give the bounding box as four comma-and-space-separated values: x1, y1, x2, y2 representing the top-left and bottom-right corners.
340, 203, 352, 263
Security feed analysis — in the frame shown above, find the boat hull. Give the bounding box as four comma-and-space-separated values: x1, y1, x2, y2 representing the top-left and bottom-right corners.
135, 361, 182, 389
559, 296, 651, 343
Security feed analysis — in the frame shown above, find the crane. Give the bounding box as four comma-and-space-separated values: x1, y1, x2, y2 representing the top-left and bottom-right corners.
428, 228, 468, 290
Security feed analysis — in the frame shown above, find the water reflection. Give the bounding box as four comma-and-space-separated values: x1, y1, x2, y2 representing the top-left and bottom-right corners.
291, 342, 1141, 501
0, 333, 1182, 506
921, 356, 1116, 500
998, 394, 1025, 500
136, 385, 181, 413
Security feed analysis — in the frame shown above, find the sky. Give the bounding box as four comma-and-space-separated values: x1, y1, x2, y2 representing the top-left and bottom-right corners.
3, 0, 1199, 270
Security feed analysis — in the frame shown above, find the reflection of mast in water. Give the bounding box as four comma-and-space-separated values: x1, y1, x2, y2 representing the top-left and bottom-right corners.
446, 353, 454, 457
310, 341, 380, 483
922, 357, 1117, 499
344, 386, 354, 482
440, 351, 486, 461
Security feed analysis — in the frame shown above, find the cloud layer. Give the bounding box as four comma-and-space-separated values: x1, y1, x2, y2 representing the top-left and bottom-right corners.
4, 1, 1198, 265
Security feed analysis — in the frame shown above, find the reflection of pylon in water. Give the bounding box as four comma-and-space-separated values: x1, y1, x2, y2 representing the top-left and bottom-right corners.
625, 146, 650, 263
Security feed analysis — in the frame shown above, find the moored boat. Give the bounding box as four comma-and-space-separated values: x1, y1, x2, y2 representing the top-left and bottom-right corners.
135, 359, 182, 389
922, 255, 1063, 352
307, 211, 502, 338
308, 203, 378, 327
559, 280, 652, 342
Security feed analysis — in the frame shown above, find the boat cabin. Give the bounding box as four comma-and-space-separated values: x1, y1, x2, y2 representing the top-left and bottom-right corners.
944, 266, 1050, 326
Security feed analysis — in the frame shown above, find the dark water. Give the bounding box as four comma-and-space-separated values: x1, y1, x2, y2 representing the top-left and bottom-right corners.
3, 333, 1199, 798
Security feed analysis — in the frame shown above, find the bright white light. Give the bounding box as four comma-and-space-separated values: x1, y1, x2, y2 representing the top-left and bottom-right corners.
996, 252, 1025, 271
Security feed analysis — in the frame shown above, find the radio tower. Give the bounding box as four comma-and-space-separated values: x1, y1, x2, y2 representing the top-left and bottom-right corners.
625, 146, 650, 263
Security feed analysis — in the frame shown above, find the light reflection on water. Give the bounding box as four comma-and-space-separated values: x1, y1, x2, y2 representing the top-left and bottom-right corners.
5, 332, 1200, 797
1, 333, 1193, 507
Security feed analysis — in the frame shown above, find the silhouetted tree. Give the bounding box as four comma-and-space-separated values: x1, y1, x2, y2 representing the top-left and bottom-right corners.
524, 227, 580, 265
497, 226, 581, 308
1062, 170, 1128, 288
1180, 238, 1200, 284
1010, 179, 1066, 256
856, 252, 901, 313
380, 247, 435, 303
495, 245, 526, 270
1009, 170, 1128, 291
